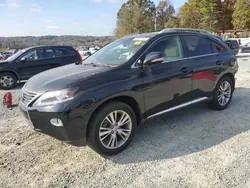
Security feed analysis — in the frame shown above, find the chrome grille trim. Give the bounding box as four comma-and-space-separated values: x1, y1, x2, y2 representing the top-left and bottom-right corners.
21, 89, 37, 106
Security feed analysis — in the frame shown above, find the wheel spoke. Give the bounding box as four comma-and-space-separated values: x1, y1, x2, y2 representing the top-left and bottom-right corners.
118, 113, 130, 126
107, 135, 114, 147
100, 132, 111, 141
111, 134, 117, 148
118, 131, 126, 141
224, 97, 228, 105
108, 112, 117, 125
223, 82, 229, 90
100, 127, 111, 131
219, 84, 224, 91
224, 91, 231, 97
100, 130, 112, 137
105, 116, 113, 125
118, 129, 130, 138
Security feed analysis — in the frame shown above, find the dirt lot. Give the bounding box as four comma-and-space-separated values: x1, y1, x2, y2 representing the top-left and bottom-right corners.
1, 58, 250, 188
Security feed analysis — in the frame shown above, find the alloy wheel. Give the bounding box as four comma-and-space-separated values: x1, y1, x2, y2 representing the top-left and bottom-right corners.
218, 81, 232, 106
99, 110, 132, 149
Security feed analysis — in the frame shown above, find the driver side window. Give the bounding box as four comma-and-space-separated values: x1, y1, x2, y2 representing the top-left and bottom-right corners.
21, 49, 39, 61
146, 36, 184, 62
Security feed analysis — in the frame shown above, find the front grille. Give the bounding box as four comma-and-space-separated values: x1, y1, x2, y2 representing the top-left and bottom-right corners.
21, 89, 37, 106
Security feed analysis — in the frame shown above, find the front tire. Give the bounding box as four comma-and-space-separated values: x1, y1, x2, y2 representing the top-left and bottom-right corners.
0, 72, 17, 90
209, 76, 233, 110
87, 101, 137, 156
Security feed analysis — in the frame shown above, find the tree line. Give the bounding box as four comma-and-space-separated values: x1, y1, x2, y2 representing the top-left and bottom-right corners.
115, 0, 250, 38
0, 35, 112, 49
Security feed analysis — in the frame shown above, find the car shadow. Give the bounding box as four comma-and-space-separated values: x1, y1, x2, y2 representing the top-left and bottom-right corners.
109, 87, 250, 164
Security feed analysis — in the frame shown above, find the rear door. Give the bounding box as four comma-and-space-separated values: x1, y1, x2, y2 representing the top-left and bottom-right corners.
53, 47, 80, 65
182, 34, 222, 98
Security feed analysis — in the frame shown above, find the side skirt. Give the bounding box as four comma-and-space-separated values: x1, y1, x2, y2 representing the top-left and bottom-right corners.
147, 97, 209, 119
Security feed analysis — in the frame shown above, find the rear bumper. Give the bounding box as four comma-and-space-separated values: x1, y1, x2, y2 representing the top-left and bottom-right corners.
19, 102, 87, 146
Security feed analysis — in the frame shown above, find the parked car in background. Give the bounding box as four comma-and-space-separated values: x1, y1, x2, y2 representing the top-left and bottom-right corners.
1, 51, 13, 59
239, 42, 250, 53
0, 53, 4, 60
0, 45, 82, 89
19, 29, 238, 155
225, 39, 239, 55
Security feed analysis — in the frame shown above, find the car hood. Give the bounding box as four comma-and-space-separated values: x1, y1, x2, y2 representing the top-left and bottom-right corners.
25, 63, 111, 92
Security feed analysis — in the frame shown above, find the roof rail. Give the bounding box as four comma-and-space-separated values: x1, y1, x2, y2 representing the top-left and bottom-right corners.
159, 28, 212, 34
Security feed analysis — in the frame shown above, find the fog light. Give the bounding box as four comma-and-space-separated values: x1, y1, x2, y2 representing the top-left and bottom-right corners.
50, 118, 63, 127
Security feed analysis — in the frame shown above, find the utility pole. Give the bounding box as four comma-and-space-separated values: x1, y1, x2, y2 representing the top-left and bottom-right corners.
155, 7, 157, 31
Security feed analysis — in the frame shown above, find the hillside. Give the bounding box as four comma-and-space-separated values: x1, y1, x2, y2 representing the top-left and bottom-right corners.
0, 35, 113, 49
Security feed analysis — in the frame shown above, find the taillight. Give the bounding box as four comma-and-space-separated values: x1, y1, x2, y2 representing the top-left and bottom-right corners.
76, 50, 83, 63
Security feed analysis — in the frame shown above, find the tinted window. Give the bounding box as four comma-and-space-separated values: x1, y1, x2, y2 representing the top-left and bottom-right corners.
213, 42, 226, 53
183, 35, 213, 57
45, 49, 55, 58
54, 48, 76, 57
36, 48, 55, 59
146, 36, 184, 61
21, 49, 39, 61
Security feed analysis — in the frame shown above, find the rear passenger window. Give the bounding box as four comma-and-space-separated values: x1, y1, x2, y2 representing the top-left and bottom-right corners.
183, 36, 213, 57
54, 48, 76, 57
45, 49, 55, 58
213, 42, 226, 53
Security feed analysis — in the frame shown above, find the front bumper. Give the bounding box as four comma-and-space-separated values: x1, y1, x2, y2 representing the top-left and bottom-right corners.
19, 102, 87, 146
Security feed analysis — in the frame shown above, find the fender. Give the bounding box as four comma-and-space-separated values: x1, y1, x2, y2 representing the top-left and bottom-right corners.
0, 69, 20, 80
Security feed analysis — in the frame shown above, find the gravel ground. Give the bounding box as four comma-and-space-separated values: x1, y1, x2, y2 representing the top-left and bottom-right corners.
0, 58, 250, 188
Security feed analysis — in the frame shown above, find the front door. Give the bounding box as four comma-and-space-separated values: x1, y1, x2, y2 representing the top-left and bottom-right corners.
142, 35, 192, 117
17, 48, 60, 80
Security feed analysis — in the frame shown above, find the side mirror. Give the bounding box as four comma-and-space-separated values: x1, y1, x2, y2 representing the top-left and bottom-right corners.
20, 57, 26, 62
144, 52, 165, 65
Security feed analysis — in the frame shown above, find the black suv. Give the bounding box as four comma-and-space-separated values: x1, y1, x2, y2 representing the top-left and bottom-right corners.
19, 29, 238, 155
0, 46, 81, 89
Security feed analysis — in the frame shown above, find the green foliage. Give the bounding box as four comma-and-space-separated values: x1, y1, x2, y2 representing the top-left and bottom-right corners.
232, 0, 250, 31
156, 1, 175, 31
115, 0, 155, 38
177, 0, 202, 28
200, 0, 219, 31
164, 17, 179, 28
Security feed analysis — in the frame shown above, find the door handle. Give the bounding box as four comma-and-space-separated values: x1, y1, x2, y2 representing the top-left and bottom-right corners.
181, 67, 189, 73
216, 61, 222, 65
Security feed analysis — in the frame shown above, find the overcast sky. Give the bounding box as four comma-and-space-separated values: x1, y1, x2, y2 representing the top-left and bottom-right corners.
0, 0, 187, 37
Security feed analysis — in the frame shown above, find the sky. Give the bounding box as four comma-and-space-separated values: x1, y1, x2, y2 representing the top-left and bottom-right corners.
0, 0, 187, 37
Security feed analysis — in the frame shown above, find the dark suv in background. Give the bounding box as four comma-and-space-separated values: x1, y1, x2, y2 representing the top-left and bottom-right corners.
19, 29, 238, 155
0, 46, 81, 89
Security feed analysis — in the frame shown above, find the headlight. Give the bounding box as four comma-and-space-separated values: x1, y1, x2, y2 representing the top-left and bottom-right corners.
33, 89, 77, 107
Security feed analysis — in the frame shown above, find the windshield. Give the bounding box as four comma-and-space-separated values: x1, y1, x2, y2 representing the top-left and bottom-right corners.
6, 49, 26, 61
84, 36, 150, 66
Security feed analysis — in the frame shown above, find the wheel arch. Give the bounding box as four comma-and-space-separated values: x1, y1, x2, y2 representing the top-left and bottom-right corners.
0, 70, 20, 81
220, 72, 235, 90
86, 95, 142, 133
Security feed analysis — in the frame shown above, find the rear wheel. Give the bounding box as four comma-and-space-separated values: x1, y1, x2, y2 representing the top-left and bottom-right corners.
87, 102, 137, 156
209, 76, 233, 110
0, 72, 17, 90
